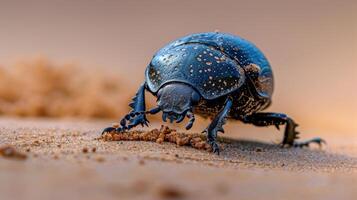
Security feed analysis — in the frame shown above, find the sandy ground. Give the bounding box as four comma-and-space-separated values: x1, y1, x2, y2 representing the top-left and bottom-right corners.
0, 117, 356, 200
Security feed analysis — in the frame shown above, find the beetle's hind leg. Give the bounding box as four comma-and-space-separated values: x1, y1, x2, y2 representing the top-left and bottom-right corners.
242, 112, 326, 148
203, 98, 233, 155
101, 82, 152, 134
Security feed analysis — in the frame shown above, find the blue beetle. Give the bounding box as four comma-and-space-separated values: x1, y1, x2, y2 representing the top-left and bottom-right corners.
102, 32, 324, 154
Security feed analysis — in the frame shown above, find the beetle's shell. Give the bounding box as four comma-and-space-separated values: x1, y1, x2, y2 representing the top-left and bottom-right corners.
146, 32, 274, 100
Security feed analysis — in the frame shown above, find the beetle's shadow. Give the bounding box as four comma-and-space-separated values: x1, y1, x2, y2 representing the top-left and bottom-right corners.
219, 136, 280, 150
212, 136, 357, 170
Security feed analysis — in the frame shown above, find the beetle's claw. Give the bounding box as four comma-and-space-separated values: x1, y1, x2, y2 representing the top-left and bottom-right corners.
101, 126, 124, 135
127, 114, 150, 129
203, 129, 221, 155
209, 141, 220, 155
101, 127, 115, 135
274, 124, 280, 130
292, 137, 326, 148
139, 118, 150, 127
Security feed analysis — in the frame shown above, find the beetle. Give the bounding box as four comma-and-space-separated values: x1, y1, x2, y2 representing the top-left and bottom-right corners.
102, 32, 324, 154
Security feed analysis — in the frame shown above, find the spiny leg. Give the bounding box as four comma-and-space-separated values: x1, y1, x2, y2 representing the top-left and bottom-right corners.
120, 107, 161, 130
101, 82, 150, 134
242, 112, 326, 147
203, 98, 233, 155
127, 82, 149, 128
101, 107, 161, 134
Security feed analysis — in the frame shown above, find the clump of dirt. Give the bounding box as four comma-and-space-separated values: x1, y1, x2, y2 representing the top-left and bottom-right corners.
0, 145, 28, 160
101, 126, 212, 151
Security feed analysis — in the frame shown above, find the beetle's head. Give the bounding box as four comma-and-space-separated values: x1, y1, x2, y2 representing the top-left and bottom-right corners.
157, 83, 200, 123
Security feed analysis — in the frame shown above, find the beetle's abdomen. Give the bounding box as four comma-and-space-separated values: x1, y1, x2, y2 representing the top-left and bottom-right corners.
146, 43, 245, 100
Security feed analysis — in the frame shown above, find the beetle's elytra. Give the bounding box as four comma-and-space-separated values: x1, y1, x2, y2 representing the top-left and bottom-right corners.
102, 32, 324, 154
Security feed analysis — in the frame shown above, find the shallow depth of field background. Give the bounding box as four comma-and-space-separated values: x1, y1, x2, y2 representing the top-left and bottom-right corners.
0, 0, 356, 137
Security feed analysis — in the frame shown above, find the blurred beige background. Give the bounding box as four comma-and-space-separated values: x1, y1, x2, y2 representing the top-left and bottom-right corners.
0, 0, 356, 135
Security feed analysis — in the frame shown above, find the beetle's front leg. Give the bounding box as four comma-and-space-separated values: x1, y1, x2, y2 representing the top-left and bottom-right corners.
101, 82, 148, 134
203, 98, 233, 155
124, 82, 149, 129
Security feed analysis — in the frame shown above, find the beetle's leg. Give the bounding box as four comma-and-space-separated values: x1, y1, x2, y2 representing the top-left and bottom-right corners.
120, 106, 161, 130
242, 112, 326, 147
126, 82, 149, 128
101, 107, 161, 135
101, 82, 149, 134
202, 98, 233, 155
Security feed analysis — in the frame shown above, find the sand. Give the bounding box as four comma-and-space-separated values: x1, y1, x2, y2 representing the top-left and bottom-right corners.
0, 117, 356, 200
0, 58, 132, 118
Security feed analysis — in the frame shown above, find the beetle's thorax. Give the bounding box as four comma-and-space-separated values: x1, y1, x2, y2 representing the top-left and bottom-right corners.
157, 83, 200, 122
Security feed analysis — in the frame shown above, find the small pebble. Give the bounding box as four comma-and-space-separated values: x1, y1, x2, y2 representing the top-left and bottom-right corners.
157, 185, 185, 199
255, 147, 263, 152
0, 145, 27, 160
82, 147, 88, 153
96, 156, 105, 162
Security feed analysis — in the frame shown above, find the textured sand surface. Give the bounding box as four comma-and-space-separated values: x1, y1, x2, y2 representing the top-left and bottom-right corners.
0, 117, 356, 200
